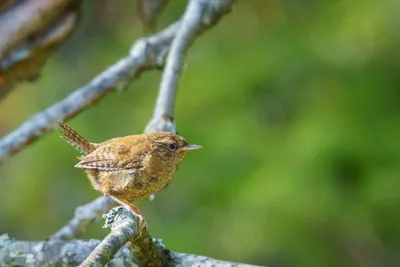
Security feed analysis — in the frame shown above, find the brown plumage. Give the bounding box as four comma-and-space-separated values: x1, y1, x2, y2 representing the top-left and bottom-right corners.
58, 121, 202, 217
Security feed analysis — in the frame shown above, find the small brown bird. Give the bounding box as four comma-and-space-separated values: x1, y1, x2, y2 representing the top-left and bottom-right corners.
58, 121, 202, 218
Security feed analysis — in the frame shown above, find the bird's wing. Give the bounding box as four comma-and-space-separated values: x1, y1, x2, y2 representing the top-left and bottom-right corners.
75, 141, 144, 170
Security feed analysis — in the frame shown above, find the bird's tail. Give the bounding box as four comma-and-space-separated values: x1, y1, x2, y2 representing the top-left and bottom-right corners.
58, 121, 96, 154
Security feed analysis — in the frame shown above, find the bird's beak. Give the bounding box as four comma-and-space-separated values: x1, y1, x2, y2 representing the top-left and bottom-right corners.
181, 144, 203, 151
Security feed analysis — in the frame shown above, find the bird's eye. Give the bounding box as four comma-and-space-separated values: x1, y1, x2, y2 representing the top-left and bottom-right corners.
167, 143, 176, 150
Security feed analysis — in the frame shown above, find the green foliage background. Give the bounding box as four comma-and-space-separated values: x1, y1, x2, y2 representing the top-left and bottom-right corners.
1, 0, 400, 266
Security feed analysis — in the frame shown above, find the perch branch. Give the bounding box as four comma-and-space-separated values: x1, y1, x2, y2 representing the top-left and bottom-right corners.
0, 207, 261, 267
79, 207, 143, 267
80, 207, 176, 267
0, 0, 233, 163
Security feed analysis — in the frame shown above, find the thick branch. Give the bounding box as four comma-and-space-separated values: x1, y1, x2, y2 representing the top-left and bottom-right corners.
0, 0, 72, 57
0, 0, 233, 163
80, 207, 177, 267
0, 0, 82, 100
0, 207, 262, 267
0, 6, 80, 70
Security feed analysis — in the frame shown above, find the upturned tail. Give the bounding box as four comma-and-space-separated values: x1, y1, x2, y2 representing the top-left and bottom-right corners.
58, 121, 96, 154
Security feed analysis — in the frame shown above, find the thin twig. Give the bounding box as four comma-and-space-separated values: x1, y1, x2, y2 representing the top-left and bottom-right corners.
144, 0, 205, 133
143, 0, 208, 205
49, 196, 116, 240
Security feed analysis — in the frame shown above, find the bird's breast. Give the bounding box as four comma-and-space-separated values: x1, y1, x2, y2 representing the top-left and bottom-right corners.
113, 154, 177, 200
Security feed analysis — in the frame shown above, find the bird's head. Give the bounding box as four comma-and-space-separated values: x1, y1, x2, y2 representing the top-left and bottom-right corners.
147, 132, 202, 164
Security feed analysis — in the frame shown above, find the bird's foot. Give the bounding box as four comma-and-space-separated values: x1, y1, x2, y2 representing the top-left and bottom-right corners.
129, 209, 145, 223
105, 194, 146, 226
124, 207, 147, 235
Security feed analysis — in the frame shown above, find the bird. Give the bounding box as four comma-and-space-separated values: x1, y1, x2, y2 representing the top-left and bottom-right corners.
57, 121, 202, 219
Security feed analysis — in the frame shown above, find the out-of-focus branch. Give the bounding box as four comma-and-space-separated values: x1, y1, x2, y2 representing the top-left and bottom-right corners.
0, 0, 14, 13
49, 196, 116, 240
0, 207, 262, 267
0, 0, 234, 163
138, 0, 169, 32
0, 0, 82, 99
0, 0, 71, 56
144, 0, 205, 133
0, 7, 80, 70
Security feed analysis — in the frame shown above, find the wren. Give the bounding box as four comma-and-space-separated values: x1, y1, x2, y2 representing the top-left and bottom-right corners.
58, 121, 202, 218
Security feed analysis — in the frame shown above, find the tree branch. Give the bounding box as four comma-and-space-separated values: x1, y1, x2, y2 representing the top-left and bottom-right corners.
0, 0, 72, 57
80, 207, 177, 267
0, 207, 261, 267
0, 0, 233, 163
79, 207, 143, 267
145, 0, 205, 133
0, 0, 82, 99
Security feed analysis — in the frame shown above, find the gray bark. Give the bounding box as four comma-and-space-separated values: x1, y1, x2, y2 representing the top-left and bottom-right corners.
0, 207, 262, 267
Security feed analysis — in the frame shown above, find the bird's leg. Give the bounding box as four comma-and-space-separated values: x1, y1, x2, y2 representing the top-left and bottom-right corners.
105, 194, 144, 222
106, 195, 147, 235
